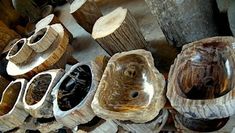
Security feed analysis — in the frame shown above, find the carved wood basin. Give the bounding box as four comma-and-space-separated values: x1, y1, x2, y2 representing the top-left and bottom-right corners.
52, 63, 96, 128
92, 49, 166, 123
0, 79, 28, 132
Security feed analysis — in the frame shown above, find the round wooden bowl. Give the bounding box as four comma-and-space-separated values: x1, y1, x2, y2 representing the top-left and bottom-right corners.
91, 49, 166, 123
167, 36, 235, 120
28, 25, 59, 53
52, 63, 96, 128
0, 79, 29, 132
6, 38, 34, 64
23, 69, 65, 118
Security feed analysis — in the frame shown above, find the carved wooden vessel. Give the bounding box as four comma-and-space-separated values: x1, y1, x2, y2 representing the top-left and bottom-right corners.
52, 63, 96, 128
70, 0, 102, 33
7, 24, 71, 79
0, 79, 29, 132
23, 69, 65, 118
92, 7, 147, 55
167, 36, 235, 131
92, 49, 166, 123
6, 38, 34, 64
144, 0, 219, 47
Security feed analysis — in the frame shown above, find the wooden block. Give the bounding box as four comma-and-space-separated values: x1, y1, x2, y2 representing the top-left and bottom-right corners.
70, 0, 102, 33
92, 7, 147, 55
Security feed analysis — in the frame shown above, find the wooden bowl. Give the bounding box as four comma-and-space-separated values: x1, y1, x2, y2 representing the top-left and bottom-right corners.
6, 38, 34, 64
0, 79, 29, 132
23, 69, 64, 118
91, 49, 166, 123
52, 63, 96, 128
167, 36, 235, 119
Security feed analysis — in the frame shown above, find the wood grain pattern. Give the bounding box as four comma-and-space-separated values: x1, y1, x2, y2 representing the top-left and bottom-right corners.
92, 49, 166, 123
145, 0, 219, 47
70, 0, 102, 33
92, 7, 147, 55
167, 36, 235, 119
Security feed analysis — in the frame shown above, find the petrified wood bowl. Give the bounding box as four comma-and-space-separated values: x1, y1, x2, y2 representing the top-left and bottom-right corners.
28, 25, 59, 53
23, 69, 65, 118
0, 79, 29, 132
6, 38, 34, 64
52, 63, 96, 128
92, 49, 166, 123
167, 36, 235, 120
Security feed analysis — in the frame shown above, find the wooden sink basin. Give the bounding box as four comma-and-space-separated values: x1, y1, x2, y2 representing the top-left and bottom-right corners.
92, 49, 166, 123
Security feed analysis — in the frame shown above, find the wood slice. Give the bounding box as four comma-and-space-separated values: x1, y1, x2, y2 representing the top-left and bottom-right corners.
228, 0, 235, 36
0, 79, 29, 132
0, 75, 10, 99
35, 14, 73, 40
167, 36, 235, 120
6, 38, 34, 64
23, 69, 65, 118
28, 25, 59, 53
115, 109, 168, 133
70, 0, 102, 33
52, 62, 96, 128
92, 7, 147, 55
0, 21, 20, 53
77, 117, 118, 133
91, 49, 166, 123
7, 24, 69, 79
144, 0, 219, 47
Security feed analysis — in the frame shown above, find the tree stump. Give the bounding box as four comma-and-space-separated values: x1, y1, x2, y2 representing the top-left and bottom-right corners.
70, 0, 102, 33
91, 49, 166, 123
92, 7, 147, 55
145, 0, 219, 47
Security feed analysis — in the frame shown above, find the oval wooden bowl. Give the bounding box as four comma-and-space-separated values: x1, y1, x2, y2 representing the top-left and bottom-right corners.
0, 79, 29, 132
23, 69, 65, 118
28, 25, 59, 53
52, 62, 96, 128
91, 49, 166, 123
6, 38, 34, 64
167, 36, 235, 119
7, 24, 69, 79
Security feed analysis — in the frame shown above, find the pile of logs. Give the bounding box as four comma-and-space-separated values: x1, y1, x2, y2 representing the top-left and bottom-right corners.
0, 0, 235, 132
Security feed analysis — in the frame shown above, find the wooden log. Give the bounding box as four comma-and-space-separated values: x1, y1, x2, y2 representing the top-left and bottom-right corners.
115, 109, 168, 133
28, 25, 59, 53
52, 62, 96, 128
0, 79, 29, 132
228, 0, 235, 36
92, 7, 147, 55
0, 76, 10, 99
7, 24, 70, 79
167, 37, 235, 120
0, 21, 21, 53
144, 0, 219, 47
91, 49, 166, 123
35, 14, 73, 40
23, 69, 65, 118
70, 0, 102, 33
6, 38, 34, 64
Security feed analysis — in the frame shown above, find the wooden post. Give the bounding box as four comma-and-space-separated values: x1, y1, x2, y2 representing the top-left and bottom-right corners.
145, 0, 219, 47
167, 37, 235, 131
70, 0, 102, 33
92, 7, 147, 55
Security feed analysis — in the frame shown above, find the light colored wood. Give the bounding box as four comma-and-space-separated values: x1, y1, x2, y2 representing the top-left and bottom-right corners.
0, 79, 29, 132
115, 109, 168, 133
70, 0, 102, 33
91, 49, 166, 123
23, 69, 65, 118
7, 24, 70, 79
0, 20, 20, 53
167, 36, 235, 120
0, 75, 10, 99
92, 7, 147, 55
52, 63, 96, 128
28, 25, 59, 53
6, 38, 34, 64
145, 0, 219, 47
